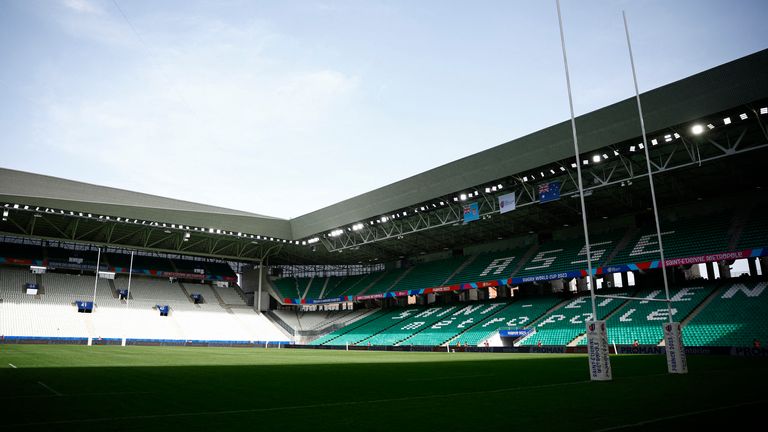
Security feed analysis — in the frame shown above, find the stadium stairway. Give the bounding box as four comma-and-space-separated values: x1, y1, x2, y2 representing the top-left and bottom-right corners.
107, 280, 119, 299
177, 282, 195, 303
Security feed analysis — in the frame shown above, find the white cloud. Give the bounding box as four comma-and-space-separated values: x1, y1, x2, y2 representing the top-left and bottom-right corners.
62, 0, 103, 15
37, 13, 361, 218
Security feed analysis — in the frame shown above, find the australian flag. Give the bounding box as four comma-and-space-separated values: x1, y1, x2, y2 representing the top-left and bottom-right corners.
538, 180, 561, 203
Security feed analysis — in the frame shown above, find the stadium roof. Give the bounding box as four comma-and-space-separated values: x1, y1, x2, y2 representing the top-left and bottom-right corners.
2, 48, 767, 264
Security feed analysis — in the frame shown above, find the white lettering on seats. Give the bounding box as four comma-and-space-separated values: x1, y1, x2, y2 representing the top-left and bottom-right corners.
629, 232, 675, 256
538, 314, 565, 327
453, 305, 483, 316
482, 317, 505, 328
571, 241, 613, 265
507, 316, 529, 326
620, 308, 636, 322
524, 249, 563, 271
670, 287, 701, 302
457, 319, 474, 328
565, 297, 588, 309
402, 321, 426, 330
646, 308, 677, 321
722, 282, 767, 298
639, 290, 662, 304
570, 313, 593, 324
479, 257, 516, 277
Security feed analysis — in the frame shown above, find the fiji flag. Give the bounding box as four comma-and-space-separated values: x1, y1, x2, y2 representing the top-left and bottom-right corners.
539, 180, 561, 203
463, 202, 480, 223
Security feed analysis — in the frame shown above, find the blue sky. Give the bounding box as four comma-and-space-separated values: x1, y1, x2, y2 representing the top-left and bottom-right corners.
1, 0, 766, 219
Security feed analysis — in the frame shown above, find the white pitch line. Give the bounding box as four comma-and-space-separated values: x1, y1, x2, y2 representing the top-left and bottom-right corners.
37, 381, 63, 397
8, 363, 17, 368
593, 399, 768, 431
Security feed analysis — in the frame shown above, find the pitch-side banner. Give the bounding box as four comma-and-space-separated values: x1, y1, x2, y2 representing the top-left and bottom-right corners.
663, 322, 688, 374
498, 192, 516, 214
586, 320, 612, 381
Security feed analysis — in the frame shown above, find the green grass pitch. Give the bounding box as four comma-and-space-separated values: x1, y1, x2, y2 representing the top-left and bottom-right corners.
1, 345, 766, 431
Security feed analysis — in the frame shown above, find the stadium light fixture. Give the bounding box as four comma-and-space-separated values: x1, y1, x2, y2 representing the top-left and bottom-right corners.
723, 117, 731, 125
2, 210, 8, 218
707, 123, 715, 130
592, 155, 601, 163
602, 154, 609, 160
352, 223, 364, 231
583, 160, 589, 165
691, 124, 704, 135
760, 107, 767, 115
459, 193, 467, 201
402, 211, 407, 216
550, 169, 556, 175
473, 191, 479, 196
522, 176, 528, 182
673, 133, 680, 139
13, 204, 18, 209
560, 166, 566, 172
629, 145, 636, 152
570, 163, 576, 169
485, 187, 491, 193
491, 186, 497, 192
664, 134, 672, 142
740, 113, 748, 120
330, 229, 344, 237
638, 143, 644, 149
497, 184, 503, 189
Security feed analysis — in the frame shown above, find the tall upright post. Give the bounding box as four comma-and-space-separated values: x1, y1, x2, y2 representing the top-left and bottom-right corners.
257, 260, 263, 313
623, 11, 686, 374
622, 11, 673, 322
123, 250, 135, 346
555, 0, 597, 318
556, 0, 611, 381
92, 247, 101, 306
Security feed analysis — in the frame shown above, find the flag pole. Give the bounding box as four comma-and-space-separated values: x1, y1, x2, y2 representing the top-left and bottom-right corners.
622, 11, 673, 322
123, 250, 134, 346
555, 0, 597, 319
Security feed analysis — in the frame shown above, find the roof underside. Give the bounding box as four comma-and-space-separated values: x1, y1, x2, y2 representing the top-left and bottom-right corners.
1, 49, 767, 265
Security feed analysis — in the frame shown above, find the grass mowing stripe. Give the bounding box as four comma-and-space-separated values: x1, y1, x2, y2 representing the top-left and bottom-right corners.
592, 399, 768, 431
5, 378, 595, 427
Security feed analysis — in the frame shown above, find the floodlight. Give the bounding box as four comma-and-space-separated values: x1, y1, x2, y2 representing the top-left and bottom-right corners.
691, 124, 704, 135
664, 134, 672, 142
602, 154, 609, 160
638, 143, 644, 149
673, 133, 680, 139
760, 107, 767, 115
485, 187, 491, 193
629, 145, 636, 152
592, 155, 600, 163
560, 166, 566, 172
459, 193, 467, 201
497, 184, 503, 189
550, 169, 556, 174
740, 113, 748, 120
583, 160, 588, 165
707, 123, 715, 129
2, 210, 8, 217
570, 163, 576, 169
723, 117, 731, 125
522, 176, 528, 182
651, 139, 658, 145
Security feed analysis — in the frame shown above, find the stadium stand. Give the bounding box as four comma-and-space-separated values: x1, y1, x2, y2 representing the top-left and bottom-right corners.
402, 300, 511, 346
0, 267, 286, 343
583, 284, 715, 346
518, 290, 633, 346
683, 279, 768, 347
446, 247, 532, 285
389, 256, 468, 291
454, 296, 564, 346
